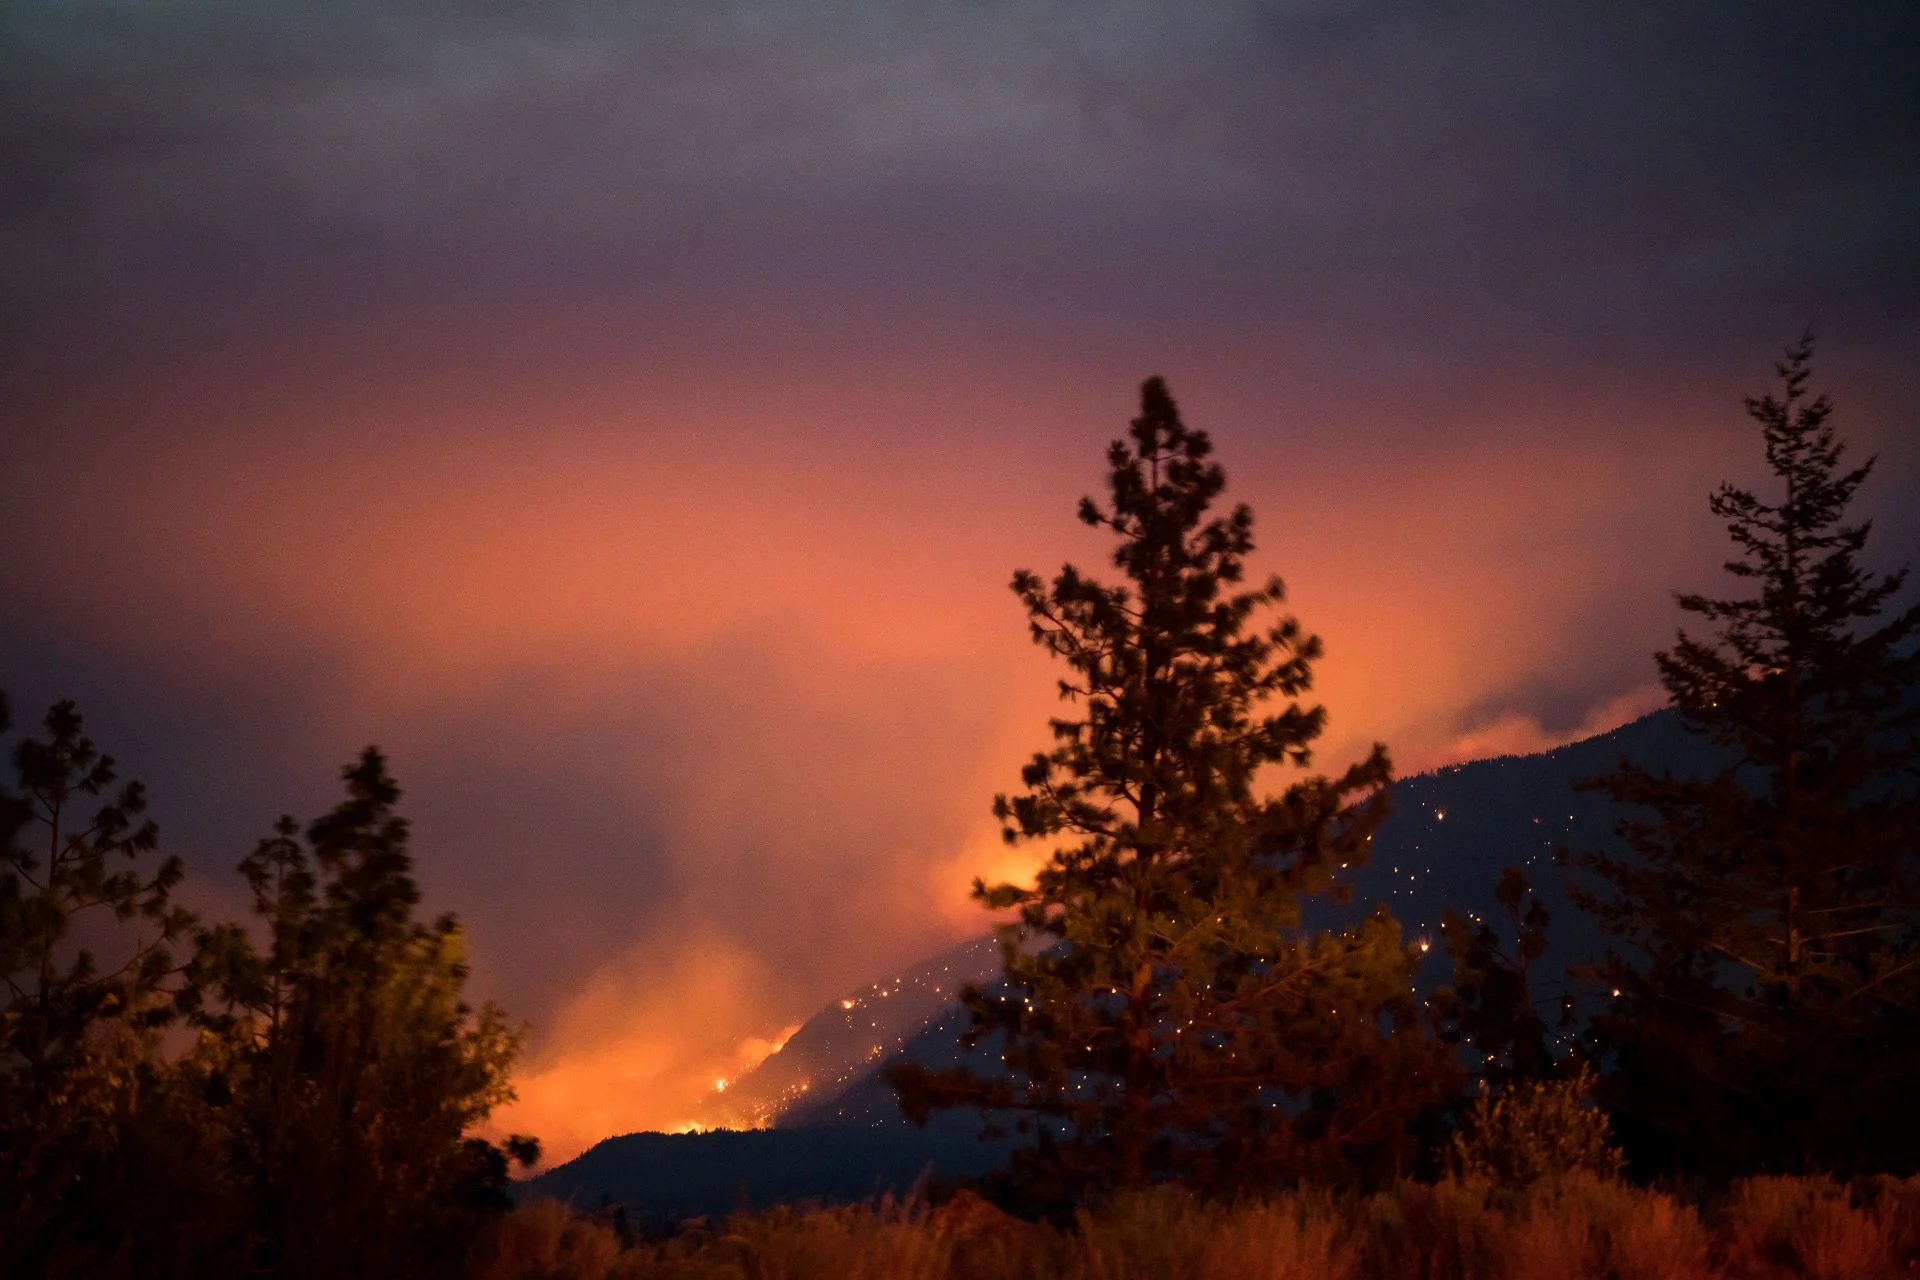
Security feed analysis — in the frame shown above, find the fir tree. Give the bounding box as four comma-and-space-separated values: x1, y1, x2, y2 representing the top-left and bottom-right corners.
889, 378, 1455, 1196
198, 749, 536, 1279
1434, 867, 1568, 1089
0, 699, 186, 1081
1578, 338, 1920, 1177
0, 704, 536, 1276
0, 697, 196, 1275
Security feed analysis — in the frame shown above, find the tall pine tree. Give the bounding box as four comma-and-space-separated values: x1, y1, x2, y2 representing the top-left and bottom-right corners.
1579, 338, 1920, 1177
889, 378, 1454, 1197
195, 750, 535, 1279
0, 704, 537, 1276
0, 697, 198, 1276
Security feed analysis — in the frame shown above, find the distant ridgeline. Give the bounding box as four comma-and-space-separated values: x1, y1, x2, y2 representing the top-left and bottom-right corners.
1342, 707, 1719, 1025
523, 709, 1722, 1220
703, 935, 1003, 1132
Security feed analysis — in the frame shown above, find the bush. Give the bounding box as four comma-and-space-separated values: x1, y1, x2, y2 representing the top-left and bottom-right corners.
1451, 1066, 1625, 1188
472, 1176, 1920, 1280
1713, 1176, 1913, 1280
469, 1198, 636, 1280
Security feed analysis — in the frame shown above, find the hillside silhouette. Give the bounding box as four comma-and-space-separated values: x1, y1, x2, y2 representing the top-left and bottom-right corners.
523, 707, 1724, 1217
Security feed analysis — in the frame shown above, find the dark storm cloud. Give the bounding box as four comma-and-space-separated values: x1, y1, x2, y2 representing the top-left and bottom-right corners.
5, 1, 1915, 373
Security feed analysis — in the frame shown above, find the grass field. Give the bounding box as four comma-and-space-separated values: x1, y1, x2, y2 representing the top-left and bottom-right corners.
472, 1173, 1920, 1280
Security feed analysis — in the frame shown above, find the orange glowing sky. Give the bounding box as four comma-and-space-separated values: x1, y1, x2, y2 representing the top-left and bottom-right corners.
3, 2, 1916, 1162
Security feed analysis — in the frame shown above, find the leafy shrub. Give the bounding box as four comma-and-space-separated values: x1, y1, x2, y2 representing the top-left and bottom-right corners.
1451, 1065, 1625, 1187
469, 1198, 636, 1280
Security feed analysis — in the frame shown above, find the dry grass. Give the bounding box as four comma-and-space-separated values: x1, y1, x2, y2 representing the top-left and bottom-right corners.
1714, 1176, 1909, 1280
472, 1174, 1920, 1280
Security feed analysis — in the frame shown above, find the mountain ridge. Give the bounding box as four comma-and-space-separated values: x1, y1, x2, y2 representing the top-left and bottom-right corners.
522, 707, 1724, 1214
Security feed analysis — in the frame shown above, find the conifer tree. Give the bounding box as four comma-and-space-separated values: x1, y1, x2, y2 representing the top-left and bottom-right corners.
889, 378, 1455, 1196
0, 704, 535, 1275
199, 749, 536, 1279
1579, 338, 1920, 1177
0, 697, 197, 1274
1435, 868, 1566, 1089
0, 699, 187, 1080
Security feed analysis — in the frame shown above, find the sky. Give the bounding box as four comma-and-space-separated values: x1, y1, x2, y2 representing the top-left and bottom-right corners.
4, 0, 1918, 1161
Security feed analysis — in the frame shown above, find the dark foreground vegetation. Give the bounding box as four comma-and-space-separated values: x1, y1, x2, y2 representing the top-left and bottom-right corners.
0, 715, 537, 1278
4, 339, 1916, 1276
479, 1176, 1920, 1280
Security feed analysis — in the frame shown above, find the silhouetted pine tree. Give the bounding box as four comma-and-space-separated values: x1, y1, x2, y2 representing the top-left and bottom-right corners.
1434, 868, 1568, 1089
888, 378, 1455, 1197
1578, 338, 1920, 1177
0, 697, 200, 1276
0, 699, 185, 1081
197, 749, 536, 1279
0, 702, 536, 1276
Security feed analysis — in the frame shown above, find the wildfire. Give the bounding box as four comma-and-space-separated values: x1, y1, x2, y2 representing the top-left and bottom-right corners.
736, 1023, 802, 1072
